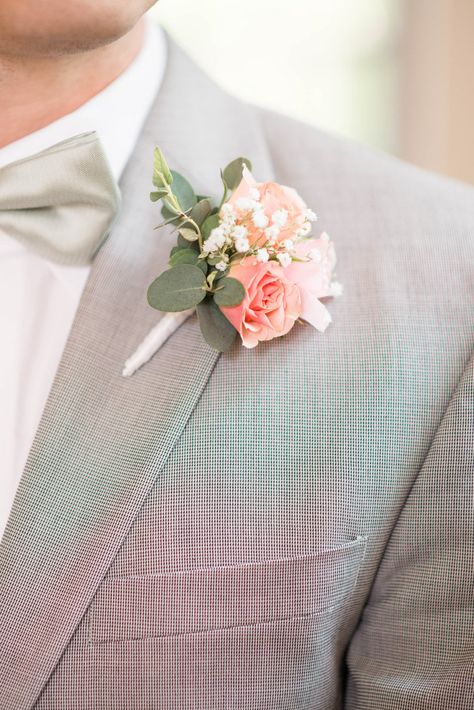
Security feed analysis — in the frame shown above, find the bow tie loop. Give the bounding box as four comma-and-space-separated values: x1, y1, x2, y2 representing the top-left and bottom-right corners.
0, 131, 121, 265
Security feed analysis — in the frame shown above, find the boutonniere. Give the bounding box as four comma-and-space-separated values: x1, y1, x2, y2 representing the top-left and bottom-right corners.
123, 149, 341, 376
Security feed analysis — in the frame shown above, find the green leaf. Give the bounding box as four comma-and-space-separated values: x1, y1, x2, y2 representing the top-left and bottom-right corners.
206, 255, 227, 266
169, 248, 196, 266
222, 157, 252, 191
215, 268, 229, 280
169, 248, 207, 273
170, 170, 197, 213
162, 198, 182, 216
150, 188, 169, 202
178, 227, 199, 242
177, 233, 199, 251
189, 199, 211, 227
196, 297, 238, 352
154, 215, 181, 231
161, 203, 181, 227
206, 270, 218, 289
219, 169, 229, 205
147, 265, 207, 312
201, 213, 221, 240
153, 147, 173, 187
213, 277, 246, 307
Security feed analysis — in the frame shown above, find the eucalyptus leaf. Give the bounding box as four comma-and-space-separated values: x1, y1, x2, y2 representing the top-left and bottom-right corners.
153, 147, 173, 187
170, 170, 197, 213
147, 265, 207, 312
215, 268, 229, 280
189, 199, 212, 227
150, 188, 169, 202
201, 213, 221, 240
177, 233, 199, 251
206, 270, 218, 289
213, 277, 246, 307
169, 248, 207, 273
196, 297, 238, 352
206, 255, 227, 266
219, 169, 229, 204
154, 214, 182, 230
222, 157, 252, 190
162, 198, 182, 216
161, 203, 181, 227
179, 227, 199, 242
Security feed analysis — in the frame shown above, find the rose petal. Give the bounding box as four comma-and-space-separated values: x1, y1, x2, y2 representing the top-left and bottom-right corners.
299, 288, 332, 332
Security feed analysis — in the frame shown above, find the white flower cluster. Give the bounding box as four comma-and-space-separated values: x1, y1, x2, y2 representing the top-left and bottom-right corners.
202, 226, 226, 254
201, 188, 320, 271
233, 225, 250, 253
255, 244, 293, 268
202, 201, 251, 257
235, 194, 271, 232
293, 209, 317, 240
277, 252, 292, 268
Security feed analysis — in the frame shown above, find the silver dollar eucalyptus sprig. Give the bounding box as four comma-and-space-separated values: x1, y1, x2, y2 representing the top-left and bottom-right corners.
147, 148, 252, 351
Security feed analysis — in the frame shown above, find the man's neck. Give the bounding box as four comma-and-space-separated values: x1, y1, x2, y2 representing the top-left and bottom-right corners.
0, 20, 145, 148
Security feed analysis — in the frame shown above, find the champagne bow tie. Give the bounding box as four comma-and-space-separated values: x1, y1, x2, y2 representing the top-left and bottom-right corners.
0, 131, 121, 265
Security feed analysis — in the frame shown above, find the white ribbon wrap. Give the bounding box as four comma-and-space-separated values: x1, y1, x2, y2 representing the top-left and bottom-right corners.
122, 309, 195, 377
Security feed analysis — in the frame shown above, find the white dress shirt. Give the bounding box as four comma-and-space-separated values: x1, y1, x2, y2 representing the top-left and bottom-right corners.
0, 20, 167, 540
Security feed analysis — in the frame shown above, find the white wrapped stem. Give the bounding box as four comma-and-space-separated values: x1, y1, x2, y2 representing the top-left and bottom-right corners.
122, 309, 195, 377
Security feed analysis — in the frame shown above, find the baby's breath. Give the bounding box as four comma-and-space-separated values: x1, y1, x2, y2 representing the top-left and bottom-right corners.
201, 196, 320, 270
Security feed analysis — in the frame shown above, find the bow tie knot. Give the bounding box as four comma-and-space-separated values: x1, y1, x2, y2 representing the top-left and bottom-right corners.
0, 131, 121, 265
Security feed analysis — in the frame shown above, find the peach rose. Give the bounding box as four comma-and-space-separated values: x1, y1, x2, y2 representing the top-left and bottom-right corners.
220, 259, 302, 348
225, 166, 308, 247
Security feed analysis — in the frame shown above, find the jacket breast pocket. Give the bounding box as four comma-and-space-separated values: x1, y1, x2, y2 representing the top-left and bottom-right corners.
87, 535, 367, 643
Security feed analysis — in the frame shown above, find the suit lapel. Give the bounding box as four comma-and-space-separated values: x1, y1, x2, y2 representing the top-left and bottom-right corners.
0, 34, 275, 709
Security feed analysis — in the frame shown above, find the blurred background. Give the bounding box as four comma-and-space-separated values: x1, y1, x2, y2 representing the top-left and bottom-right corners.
151, 0, 474, 185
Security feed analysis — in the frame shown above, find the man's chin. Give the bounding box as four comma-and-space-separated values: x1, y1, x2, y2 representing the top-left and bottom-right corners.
0, 1, 155, 58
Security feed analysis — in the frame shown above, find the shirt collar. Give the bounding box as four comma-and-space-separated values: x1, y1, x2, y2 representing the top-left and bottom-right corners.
0, 19, 166, 182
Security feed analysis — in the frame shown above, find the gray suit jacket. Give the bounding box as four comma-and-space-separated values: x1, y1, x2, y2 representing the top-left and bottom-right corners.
0, 34, 472, 710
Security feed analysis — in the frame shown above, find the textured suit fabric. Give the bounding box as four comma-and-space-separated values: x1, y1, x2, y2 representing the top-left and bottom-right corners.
0, 32, 472, 710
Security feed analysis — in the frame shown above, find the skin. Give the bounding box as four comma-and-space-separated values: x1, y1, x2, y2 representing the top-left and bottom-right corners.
0, 0, 157, 147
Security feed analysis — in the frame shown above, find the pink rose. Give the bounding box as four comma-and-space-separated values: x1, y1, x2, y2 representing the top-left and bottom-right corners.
220, 259, 302, 348
219, 167, 337, 344
284, 233, 337, 333
225, 166, 308, 246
